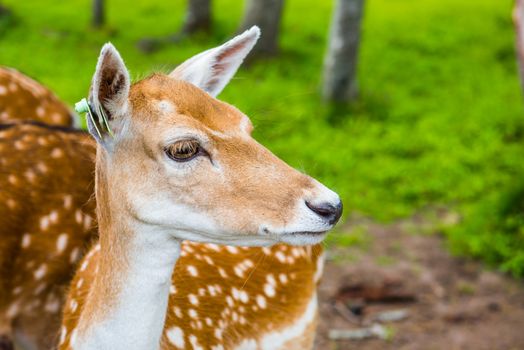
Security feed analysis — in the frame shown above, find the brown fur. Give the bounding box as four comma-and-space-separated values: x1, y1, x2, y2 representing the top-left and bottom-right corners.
119, 76, 315, 234
0, 68, 75, 126
0, 123, 96, 348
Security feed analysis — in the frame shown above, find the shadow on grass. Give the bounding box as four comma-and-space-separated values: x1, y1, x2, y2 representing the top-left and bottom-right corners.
323, 92, 391, 126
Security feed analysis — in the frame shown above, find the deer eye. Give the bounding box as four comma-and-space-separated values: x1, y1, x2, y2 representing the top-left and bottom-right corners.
165, 140, 201, 162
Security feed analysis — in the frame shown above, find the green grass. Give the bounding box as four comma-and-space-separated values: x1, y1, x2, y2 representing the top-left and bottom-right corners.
1, 0, 523, 275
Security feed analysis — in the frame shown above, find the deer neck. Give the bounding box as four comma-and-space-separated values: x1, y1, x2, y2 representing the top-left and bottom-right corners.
75, 152, 181, 350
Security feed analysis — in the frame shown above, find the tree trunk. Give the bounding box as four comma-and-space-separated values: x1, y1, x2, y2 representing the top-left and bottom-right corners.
322, 0, 364, 102
181, 0, 211, 34
238, 0, 284, 56
514, 0, 524, 93
92, 0, 105, 28
0, 2, 11, 18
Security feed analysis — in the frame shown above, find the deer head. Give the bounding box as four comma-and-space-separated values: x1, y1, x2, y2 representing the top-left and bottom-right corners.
87, 26, 342, 248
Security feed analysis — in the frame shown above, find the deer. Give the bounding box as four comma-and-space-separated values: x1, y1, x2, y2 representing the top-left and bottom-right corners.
57, 26, 342, 350
0, 28, 341, 350
0, 121, 97, 350
0, 67, 78, 127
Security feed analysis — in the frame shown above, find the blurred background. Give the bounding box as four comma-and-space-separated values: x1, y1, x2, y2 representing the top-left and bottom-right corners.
0, 0, 523, 348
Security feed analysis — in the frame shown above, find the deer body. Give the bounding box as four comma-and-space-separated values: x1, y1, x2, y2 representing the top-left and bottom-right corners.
62, 242, 323, 350
0, 67, 77, 126
0, 122, 96, 349
58, 27, 341, 350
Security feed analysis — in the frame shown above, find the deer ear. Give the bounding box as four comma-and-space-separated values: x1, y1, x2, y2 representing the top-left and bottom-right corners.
88, 43, 130, 141
169, 26, 260, 97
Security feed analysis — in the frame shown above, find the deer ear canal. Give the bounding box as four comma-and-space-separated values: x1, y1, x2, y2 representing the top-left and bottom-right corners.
87, 43, 131, 144
169, 26, 260, 97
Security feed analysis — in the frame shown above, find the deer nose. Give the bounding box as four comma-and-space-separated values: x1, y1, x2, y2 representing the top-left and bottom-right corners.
305, 200, 343, 225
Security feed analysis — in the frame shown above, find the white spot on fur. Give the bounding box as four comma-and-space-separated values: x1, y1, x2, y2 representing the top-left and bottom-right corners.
214, 328, 223, 340
206, 243, 220, 251
264, 283, 275, 297
239, 290, 249, 303
6, 199, 16, 209
174, 306, 183, 318
189, 334, 203, 350
267, 273, 276, 286
59, 326, 67, 345
7, 174, 17, 185
218, 267, 228, 278
52, 148, 64, 158
187, 265, 198, 276
21, 234, 31, 248
34, 264, 47, 280
166, 327, 184, 348
234, 265, 244, 278
70, 247, 81, 263
208, 285, 217, 296
37, 161, 48, 173
232, 287, 240, 300
188, 294, 199, 305
226, 246, 239, 254
256, 295, 267, 309
6, 303, 19, 318
314, 252, 325, 283
36, 106, 45, 117
70, 299, 78, 312
45, 298, 60, 313
34, 283, 46, 295
56, 233, 69, 253
75, 209, 83, 224
40, 216, 50, 230
275, 251, 286, 263
24, 169, 36, 182
83, 214, 93, 231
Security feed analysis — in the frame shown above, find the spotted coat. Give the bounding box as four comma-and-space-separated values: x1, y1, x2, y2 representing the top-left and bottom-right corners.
0, 67, 76, 126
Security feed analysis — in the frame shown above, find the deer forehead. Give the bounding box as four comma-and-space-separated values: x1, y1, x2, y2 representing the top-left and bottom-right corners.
130, 75, 250, 137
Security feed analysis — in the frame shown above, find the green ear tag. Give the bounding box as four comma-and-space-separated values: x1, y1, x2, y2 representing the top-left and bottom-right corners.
98, 104, 114, 137
74, 98, 113, 139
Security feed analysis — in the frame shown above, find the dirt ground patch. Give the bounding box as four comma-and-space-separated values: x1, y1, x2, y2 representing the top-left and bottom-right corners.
315, 214, 524, 350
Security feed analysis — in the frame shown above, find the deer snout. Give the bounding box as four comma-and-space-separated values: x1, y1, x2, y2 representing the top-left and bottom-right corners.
305, 199, 343, 226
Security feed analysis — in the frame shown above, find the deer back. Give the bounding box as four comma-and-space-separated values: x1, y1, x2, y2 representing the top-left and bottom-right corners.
0, 67, 77, 126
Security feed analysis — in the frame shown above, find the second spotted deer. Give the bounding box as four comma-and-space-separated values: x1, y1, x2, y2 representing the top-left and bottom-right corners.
0, 67, 78, 126
59, 27, 341, 350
